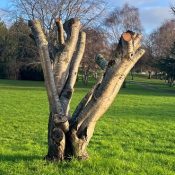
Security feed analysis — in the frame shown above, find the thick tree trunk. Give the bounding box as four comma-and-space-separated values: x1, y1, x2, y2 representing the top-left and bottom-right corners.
29, 20, 145, 161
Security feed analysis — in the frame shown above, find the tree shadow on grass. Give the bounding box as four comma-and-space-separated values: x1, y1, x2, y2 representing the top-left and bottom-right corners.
0, 154, 42, 162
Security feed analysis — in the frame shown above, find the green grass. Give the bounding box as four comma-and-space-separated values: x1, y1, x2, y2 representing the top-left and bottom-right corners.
0, 78, 175, 175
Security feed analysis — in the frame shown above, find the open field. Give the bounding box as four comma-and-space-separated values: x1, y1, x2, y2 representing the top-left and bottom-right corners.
0, 78, 175, 175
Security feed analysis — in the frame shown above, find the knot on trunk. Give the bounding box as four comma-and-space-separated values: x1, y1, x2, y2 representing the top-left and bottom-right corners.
53, 114, 69, 133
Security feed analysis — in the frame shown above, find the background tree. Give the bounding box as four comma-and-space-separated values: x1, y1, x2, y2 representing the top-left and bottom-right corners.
10, 0, 106, 82
105, 3, 142, 42
0, 19, 9, 78
8, 18, 38, 79
149, 20, 175, 59
157, 42, 175, 86
143, 20, 175, 81
134, 35, 158, 79
11, 0, 106, 32
81, 27, 111, 85
29, 18, 145, 161
0, 18, 39, 79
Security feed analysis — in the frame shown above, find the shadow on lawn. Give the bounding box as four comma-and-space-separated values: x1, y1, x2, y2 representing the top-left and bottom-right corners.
0, 154, 41, 162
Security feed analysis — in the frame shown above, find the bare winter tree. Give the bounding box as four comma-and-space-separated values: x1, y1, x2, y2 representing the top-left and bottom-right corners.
148, 20, 175, 59
105, 3, 142, 42
28, 18, 145, 161
81, 27, 111, 84
11, 0, 106, 80
11, 0, 106, 32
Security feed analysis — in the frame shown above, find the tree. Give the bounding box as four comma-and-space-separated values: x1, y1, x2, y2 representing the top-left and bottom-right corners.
10, 0, 106, 81
149, 20, 175, 59
28, 18, 145, 161
105, 3, 142, 42
81, 27, 111, 85
158, 42, 175, 86
0, 19, 9, 78
105, 3, 142, 84
144, 20, 175, 80
134, 36, 157, 79
11, 0, 106, 32
0, 17, 40, 80
2, 18, 38, 79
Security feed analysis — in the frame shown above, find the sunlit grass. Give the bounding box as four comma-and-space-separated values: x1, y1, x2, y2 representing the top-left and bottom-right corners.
0, 78, 175, 175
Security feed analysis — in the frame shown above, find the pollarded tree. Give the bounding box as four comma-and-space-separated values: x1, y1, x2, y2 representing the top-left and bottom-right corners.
29, 18, 145, 161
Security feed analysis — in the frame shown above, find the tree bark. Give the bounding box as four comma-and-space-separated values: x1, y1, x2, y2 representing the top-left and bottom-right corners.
60, 31, 86, 116
54, 18, 81, 95
29, 19, 145, 161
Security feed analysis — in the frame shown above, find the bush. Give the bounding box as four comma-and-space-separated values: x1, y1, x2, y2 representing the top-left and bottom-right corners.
0, 63, 9, 79
19, 64, 44, 81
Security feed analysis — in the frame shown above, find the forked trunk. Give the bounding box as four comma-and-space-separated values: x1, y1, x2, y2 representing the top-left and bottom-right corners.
29, 19, 145, 161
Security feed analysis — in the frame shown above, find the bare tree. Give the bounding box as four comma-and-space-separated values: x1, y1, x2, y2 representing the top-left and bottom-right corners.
11, 0, 106, 79
81, 27, 111, 84
148, 20, 175, 59
28, 18, 145, 161
105, 3, 142, 42
142, 20, 175, 79
11, 0, 106, 32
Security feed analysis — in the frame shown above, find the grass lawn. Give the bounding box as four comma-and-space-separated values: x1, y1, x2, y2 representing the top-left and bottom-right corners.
0, 78, 175, 175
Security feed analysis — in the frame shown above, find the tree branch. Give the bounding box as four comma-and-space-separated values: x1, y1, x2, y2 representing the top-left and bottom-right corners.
55, 18, 65, 45
69, 31, 145, 158
53, 18, 81, 96
28, 20, 62, 114
77, 48, 145, 136
95, 54, 108, 70
60, 31, 86, 115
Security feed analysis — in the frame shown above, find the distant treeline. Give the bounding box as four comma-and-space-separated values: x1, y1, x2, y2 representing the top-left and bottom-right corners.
0, 18, 42, 80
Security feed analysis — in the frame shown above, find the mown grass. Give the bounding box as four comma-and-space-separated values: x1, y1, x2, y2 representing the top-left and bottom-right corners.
0, 77, 175, 175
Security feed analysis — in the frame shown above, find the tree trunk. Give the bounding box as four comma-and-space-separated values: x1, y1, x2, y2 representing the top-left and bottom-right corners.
131, 69, 134, 80
29, 20, 145, 161
148, 71, 152, 79
122, 81, 127, 88
82, 68, 89, 85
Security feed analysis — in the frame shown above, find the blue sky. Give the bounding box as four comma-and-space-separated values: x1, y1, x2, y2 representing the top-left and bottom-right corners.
108, 0, 174, 33
0, 0, 174, 33
0, 0, 9, 9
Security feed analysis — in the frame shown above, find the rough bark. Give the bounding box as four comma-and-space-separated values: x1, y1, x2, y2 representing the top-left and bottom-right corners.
55, 18, 65, 45
54, 18, 81, 95
29, 19, 145, 161
60, 31, 86, 116
28, 20, 61, 113
70, 49, 144, 158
